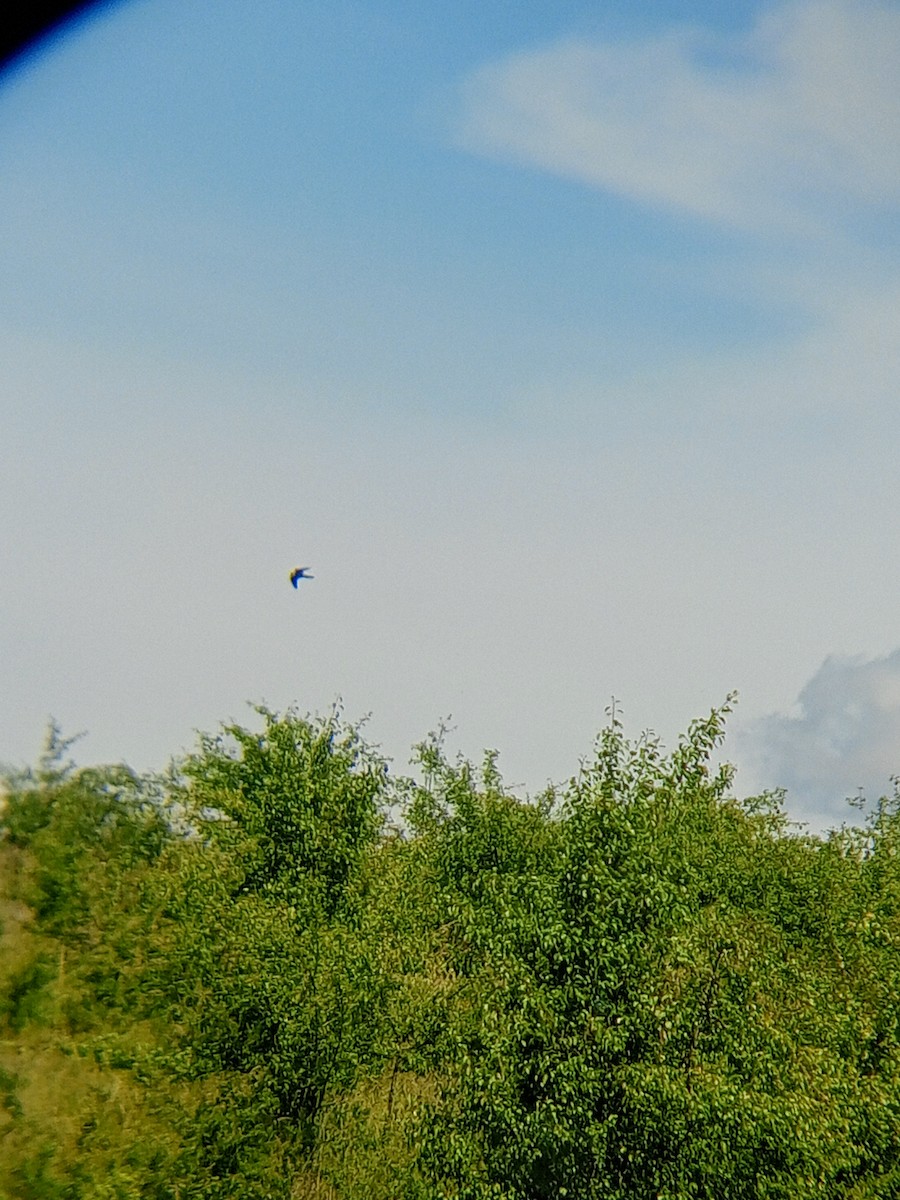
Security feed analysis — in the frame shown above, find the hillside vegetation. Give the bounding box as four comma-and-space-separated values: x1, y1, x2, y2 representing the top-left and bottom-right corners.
1, 702, 898, 1198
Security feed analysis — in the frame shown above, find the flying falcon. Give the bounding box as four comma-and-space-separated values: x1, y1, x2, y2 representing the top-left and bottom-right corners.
289, 567, 314, 587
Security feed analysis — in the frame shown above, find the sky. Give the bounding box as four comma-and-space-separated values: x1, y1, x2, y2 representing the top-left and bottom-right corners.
2, 0, 899, 831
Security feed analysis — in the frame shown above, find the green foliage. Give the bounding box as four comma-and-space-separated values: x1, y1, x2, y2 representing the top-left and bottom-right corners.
416, 700, 900, 1200
1, 722, 169, 944
0, 951, 58, 1031
150, 708, 394, 1140
2, 701, 899, 1198
1, 722, 81, 847
179, 704, 385, 913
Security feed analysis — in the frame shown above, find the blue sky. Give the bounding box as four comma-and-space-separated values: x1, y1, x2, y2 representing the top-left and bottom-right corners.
2, 0, 899, 829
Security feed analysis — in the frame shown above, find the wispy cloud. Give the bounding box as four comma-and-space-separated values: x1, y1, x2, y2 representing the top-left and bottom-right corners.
454, 0, 900, 236
734, 650, 900, 828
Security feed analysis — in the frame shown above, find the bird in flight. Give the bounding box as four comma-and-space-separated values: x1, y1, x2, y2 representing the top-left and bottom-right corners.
289, 567, 314, 587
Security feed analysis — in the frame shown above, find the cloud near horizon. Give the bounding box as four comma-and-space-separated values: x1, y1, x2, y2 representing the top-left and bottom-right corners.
454, 0, 900, 237
734, 649, 900, 829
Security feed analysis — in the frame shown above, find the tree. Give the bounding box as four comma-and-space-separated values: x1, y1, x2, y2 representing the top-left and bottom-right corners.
156, 707, 394, 1139
418, 700, 900, 1199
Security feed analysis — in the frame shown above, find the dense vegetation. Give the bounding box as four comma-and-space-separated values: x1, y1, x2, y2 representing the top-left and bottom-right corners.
1, 700, 899, 1198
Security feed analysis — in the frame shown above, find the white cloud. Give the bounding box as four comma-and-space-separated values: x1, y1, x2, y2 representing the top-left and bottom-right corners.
455, 0, 900, 234
733, 650, 900, 829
